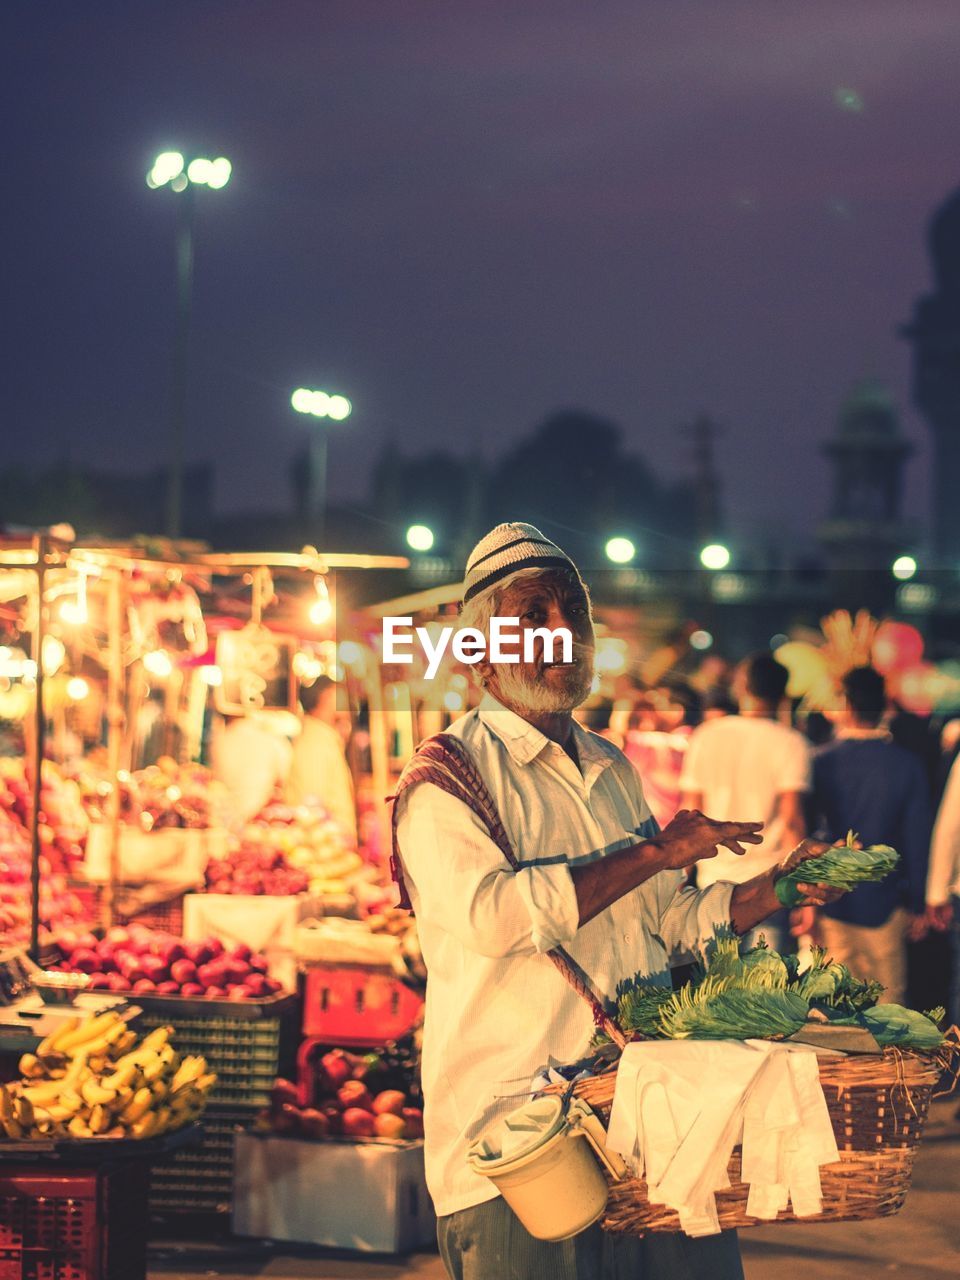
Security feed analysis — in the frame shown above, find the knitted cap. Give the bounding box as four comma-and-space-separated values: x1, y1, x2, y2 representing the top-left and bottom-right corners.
462, 522, 580, 605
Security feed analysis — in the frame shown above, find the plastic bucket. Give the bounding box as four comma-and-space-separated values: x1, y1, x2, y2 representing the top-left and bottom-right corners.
467, 1096, 612, 1241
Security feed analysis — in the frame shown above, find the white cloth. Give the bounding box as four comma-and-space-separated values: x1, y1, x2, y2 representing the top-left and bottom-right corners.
286, 717, 357, 840
680, 715, 811, 886
927, 752, 960, 905
395, 693, 734, 1217
211, 716, 292, 823
606, 1040, 839, 1235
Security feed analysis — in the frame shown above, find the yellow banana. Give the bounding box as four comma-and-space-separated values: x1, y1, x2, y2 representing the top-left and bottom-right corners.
133, 1026, 172, 1057
102, 1062, 138, 1093
21, 1080, 67, 1108
110, 1087, 134, 1115
89, 1105, 110, 1135
119, 1087, 153, 1125
129, 1112, 159, 1140
81, 1076, 117, 1108
112, 1030, 137, 1056
153, 1106, 172, 1134
18, 1053, 43, 1079
37, 1016, 79, 1056
105, 1125, 125, 1138
140, 1056, 166, 1084
46, 1098, 83, 1122
150, 1080, 168, 1102
68, 1115, 94, 1139
170, 1056, 206, 1093
56, 1011, 121, 1056
84, 1019, 129, 1059
196, 1072, 217, 1094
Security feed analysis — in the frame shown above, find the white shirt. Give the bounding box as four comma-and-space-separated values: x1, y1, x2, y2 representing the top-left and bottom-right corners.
396, 694, 734, 1217
927, 752, 960, 905
286, 718, 357, 841
211, 717, 292, 823
679, 715, 811, 886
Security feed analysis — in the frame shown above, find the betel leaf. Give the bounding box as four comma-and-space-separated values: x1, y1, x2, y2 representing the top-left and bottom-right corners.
774, 836, 899, 908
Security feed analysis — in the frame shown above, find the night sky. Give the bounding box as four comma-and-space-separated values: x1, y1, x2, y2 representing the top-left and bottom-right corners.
5, 1, 960, 546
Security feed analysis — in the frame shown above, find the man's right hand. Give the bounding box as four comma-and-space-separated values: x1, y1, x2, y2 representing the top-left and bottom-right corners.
651, 809, 764, 872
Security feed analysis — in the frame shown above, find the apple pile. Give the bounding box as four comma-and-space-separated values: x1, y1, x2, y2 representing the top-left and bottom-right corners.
256, 1055, 423, 1142
204, 845, 309, 897
50, 925, 284, 1000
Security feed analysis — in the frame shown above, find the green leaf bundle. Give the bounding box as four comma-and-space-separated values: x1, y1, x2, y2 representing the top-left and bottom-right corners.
656, 975, 809, 1040
774, 835, 899, 908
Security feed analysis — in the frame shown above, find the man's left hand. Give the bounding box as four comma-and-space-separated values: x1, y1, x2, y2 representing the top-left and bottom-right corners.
776, 838, 846, 908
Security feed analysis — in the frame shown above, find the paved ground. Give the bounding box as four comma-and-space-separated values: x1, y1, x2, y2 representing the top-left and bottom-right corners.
148, 1101, 960, 1280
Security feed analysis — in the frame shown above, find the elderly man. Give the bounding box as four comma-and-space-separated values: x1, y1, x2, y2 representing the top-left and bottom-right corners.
394, 523, 843, 1280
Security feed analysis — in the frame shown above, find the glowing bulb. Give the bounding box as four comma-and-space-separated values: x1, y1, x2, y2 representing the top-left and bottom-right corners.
66, 677, 90, 701
170, 174, 188, 193
327, 395, 352, 421
309, 597, 333, 626
187, 157, 213, 184
595, 638, 628, 675
42, 636, 65, 676
59, 600, 87, 626
207, 157, 232, 189
309, 391, 331, 417
150, 151, 184, 186
443, 690, 464, 714
199, 665, 222, 687
605, 537, 635, 564
143, 649, 173, 678
291, 388, 314, 414
338, 640, 362, 666
700, 543, 731, 570
406, 524, 435, 553
892, 555, 917, 581
293, 652, 323, 681
690, 630, 714, 651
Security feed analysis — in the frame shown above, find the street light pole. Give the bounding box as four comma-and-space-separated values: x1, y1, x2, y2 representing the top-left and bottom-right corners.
146, 151, 231, 539
291, 388, 352, 546
167, 185, 194, 539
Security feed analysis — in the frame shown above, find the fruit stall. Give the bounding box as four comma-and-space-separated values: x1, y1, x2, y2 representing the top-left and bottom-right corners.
0, 532, 442, 1271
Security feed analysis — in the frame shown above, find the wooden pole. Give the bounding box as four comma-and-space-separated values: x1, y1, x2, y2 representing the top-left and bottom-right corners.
103, 571, 126, 928
28, 535, 46, 961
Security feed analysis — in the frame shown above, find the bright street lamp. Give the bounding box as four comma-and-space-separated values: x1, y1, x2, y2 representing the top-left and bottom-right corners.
892, 555, 917, 581
406, 524, 435, 553
700, 543, 731, 570
605, 537, 636, 565
291, 388, 353, 541
146, 150, 232, 538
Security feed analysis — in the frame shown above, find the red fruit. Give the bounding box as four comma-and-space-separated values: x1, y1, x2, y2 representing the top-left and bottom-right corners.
244, 973, 268, 997
223, 960, 251, 985
249, 955, 269, 974
170, 958, 197, 985
337, 1081, 372, 1111
341, 1108, 375, 1138
140, 955, 169, 983
205, 985, 227, 998
271, 1078, 300, 1110
132, 978, 157, 993
71, 948, 100, 974
86, 972, 111, 990
185, 942, 213, 967
156, 980, 180, 994
401, 1107, 424, 1138
321, 1052, 352, 1090
231, 943, 253, 963
161, 940, 186, 966
320, 1104, 343, 1134
263, 978, 282, 994
107, 972, 129, 992
372, 1090, 406, 1117
196, 961, 226, 988
204, 937, 225, 959
274, 1102, 302, 1135
227, 986, 250, 1001
373, 1113, 406, 1140
299, 1107, 329, 1140
179, 982, 204, 997
105, 926, 131, 947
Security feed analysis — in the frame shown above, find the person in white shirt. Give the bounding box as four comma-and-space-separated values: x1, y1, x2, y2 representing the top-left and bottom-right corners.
680, 652, 811, 952
394, 522, 843, 1280
926, 749, 960, 1025
287, 676, 357, 842
211, 712, 292, 824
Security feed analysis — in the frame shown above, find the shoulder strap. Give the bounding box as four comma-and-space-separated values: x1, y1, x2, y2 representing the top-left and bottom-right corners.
389, 733, 627, 1048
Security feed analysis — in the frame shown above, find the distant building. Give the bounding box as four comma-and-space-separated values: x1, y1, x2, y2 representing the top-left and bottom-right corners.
818, 380, 915, 573
903, 186, 960, 566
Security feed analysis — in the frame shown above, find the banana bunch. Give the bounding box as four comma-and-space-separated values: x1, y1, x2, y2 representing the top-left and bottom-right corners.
1, 1011, 217, 1142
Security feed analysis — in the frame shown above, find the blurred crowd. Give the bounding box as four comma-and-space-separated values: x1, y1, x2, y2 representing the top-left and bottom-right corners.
580, 650, 960, 1027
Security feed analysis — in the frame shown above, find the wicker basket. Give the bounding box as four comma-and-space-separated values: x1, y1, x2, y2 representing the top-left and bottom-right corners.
568, 1034, 959, 1235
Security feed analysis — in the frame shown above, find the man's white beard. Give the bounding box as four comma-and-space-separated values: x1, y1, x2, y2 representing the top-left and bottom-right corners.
493, 660, 594, 715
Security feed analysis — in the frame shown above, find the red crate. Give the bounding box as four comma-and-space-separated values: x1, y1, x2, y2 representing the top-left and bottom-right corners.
0, 1164, 149, 1280
301, 965, 423, 1047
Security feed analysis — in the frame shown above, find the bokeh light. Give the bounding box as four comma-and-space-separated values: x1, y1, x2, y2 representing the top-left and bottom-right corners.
406, 524, 435, 552
892, 555, 917, 581
700, 543, 731, 570
605, 536, 635, 564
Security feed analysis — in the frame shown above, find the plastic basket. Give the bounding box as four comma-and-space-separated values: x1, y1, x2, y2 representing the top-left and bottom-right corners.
0, 1163, 149, 1280
149, 1105, 256, 1222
